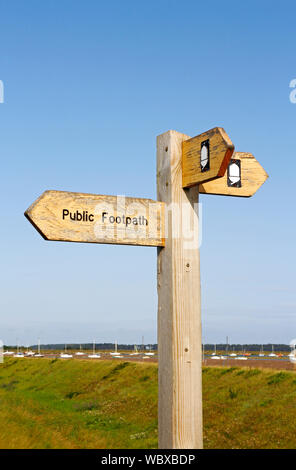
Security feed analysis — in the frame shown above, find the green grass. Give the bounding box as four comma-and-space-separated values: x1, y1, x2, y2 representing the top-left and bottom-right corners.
203, 367, 296, 448
0, 359, 157, 449
1, 359, 296, 448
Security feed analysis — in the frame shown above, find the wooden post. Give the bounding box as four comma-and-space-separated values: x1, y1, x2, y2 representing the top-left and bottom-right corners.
157, 130, 203, 449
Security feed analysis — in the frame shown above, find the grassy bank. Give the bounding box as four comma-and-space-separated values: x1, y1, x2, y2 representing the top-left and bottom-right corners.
0, 358, 157, 449
0, 359, 296, 448
203, 366, 296, 448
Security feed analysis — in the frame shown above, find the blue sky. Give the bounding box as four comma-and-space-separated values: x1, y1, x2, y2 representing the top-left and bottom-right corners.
0, 0, 295, 346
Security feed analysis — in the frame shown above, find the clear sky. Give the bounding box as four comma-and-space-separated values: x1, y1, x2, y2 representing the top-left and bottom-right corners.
0, 0, 295, 346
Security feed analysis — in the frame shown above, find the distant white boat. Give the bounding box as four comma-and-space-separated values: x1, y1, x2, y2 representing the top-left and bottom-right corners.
3, 351, 14, 355
269, 345, 277, 357
235, 356, 248, 360
76, 345, 84, 356
289, 351, 296, 363
13, 342, 24, 357
229, 346, 237, 357
25, 350, 35, 357
145, 345, 155, 356
60, 344, 72, 358
88, 341, 100, 359
211, 355, 220, 360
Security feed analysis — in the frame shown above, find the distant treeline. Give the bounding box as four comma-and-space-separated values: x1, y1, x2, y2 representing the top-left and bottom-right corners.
203, 344, 292, 352
3, 343, 293, 352
20, 343, 157, 351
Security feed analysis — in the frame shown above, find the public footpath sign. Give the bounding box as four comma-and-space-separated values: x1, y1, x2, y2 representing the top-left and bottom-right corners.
25, 190, 165, 247
25, 127, 268, 449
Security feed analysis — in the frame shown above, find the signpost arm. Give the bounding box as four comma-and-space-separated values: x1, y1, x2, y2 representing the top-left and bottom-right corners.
157, 130, 203, 449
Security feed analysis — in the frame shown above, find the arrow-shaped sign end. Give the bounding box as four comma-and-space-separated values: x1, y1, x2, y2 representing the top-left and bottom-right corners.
24, 191, 51, 241
199, 152, 269, 197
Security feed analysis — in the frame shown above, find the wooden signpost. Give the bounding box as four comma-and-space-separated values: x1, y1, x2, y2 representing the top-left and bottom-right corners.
157, 131, 202, 448
25, 127, 268, 450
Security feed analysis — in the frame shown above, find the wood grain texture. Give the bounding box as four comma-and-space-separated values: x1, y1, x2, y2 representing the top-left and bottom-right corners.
182, 127, 234, 188
25, 190, 165, 247
157, 130, 203, 449
199, 152, 269, 197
